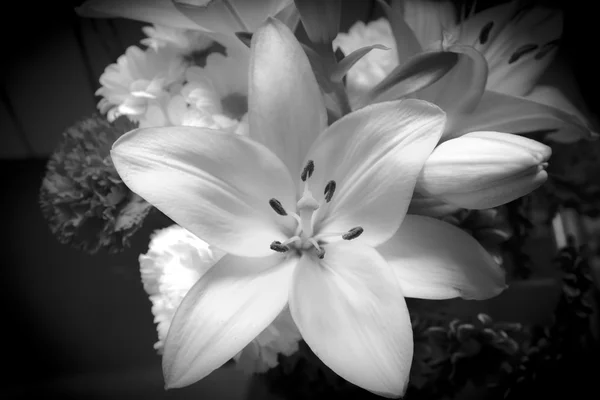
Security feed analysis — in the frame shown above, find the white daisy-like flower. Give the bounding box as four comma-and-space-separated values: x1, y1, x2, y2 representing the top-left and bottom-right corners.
167, 49, 249, 132
97, 45, 187, 127
139, 225, 301, 372
141, 24, 214, 54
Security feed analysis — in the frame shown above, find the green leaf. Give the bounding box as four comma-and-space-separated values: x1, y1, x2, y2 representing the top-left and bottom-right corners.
294, 0, 341, 44
375, 0, 421, 60
363, 51, 459, 106
330, 44, 390, 83
275, 1, 301, 33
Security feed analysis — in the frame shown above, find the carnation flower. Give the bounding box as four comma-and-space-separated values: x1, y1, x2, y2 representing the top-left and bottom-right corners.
39, 114, 153, 254
96, 45, 187, 127
139, 224, 302, 373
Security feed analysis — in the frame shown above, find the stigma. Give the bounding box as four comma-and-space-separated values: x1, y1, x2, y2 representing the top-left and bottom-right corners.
268, 160, 363, 259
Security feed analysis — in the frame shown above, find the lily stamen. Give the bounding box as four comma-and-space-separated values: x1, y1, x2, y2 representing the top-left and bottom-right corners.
300, 160, 315, 182
281, 236, 301, 247
324, 180, 336, 203
342, 227, 364, 240
270, 241, 290, 253
313, 226, 365, 242
269, 198, 287, 216
307, 238, 325, 259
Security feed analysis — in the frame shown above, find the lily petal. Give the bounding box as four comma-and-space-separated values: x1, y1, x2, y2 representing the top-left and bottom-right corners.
456, 0, 519, 49
308, 99, 446, 247
484, 7, 562, 97
401, 0, 457, 49
249, 17, 327, 178
163, 253, 297, 388
172, 0, 292, 35
76, 0, 204, 30
445, 90, 594, 142
111, 127, 296, 257
526, 85, 596, 136
289, 242, 413, 398
417, 44, 488, 114
407, 192, 461, 218
377, 214, 506, 300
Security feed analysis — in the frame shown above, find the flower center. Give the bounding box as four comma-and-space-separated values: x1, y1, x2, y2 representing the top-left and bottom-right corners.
268, 160, 363, 259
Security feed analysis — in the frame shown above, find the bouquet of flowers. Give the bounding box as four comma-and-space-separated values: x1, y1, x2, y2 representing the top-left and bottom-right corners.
39, 0, 599, 398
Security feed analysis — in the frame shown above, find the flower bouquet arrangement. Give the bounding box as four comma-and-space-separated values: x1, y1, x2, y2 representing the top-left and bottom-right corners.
40, 0, 600, 398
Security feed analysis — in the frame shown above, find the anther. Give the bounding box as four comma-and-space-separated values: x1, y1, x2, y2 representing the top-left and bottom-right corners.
324, 180, 336, 203
301, 160, 315, 182
342, 227, 364, 240
270, 241, 290, 253
508, 44, 538, 64
307, 238, 325, 259
269, 198, 287, 216
315, 248, 326, 259
478, 21, 493, 45
534, 39, 559, 60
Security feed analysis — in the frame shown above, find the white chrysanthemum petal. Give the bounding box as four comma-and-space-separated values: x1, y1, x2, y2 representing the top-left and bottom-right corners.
96, 45, 187, 127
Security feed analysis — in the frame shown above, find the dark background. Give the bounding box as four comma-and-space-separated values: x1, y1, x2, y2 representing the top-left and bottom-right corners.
1, 1, 598, 399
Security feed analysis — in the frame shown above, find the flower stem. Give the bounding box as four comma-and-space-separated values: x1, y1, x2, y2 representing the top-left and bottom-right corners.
333, 83, 352, 116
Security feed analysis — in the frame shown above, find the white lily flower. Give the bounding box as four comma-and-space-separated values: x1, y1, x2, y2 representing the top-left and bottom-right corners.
333, 0, 594, 143
112, 19, 505, 397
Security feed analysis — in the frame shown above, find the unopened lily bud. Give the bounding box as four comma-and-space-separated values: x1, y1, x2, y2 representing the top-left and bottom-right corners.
294, 0, 341, 44
415, 131, 551, 209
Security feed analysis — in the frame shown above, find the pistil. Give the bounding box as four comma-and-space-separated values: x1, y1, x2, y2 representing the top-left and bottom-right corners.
268, 160, 355, 259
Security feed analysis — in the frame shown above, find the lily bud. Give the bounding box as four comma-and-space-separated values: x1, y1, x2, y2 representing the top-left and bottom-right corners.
294, 0, 341, 44
415, 131, 551, 209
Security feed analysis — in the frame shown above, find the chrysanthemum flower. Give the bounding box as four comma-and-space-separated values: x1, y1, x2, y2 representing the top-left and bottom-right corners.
333, 0, 594, 143
98, 23, 249, 132
40, 115, 152, 254
139, 224, 301, 373
111, 19, 505, 397
97, 45, 187, 127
